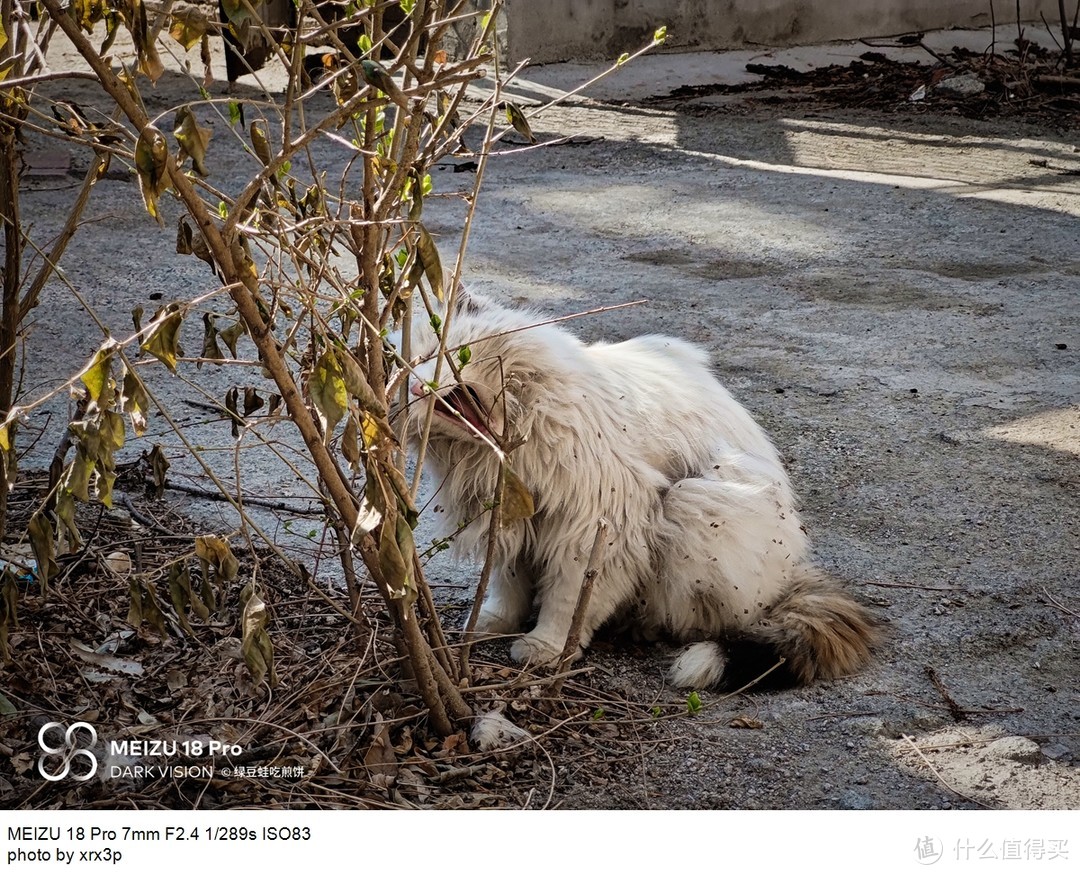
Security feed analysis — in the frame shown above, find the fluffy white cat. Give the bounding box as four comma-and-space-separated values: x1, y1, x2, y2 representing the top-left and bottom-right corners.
402, 291, 876, 689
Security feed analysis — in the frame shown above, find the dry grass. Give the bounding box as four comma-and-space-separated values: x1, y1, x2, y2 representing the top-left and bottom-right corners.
1, 476, 721, 810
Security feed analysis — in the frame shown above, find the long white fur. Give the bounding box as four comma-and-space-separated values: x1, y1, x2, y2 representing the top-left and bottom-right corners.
470, 709, 534, 752
669, 642, 728, 689
405, 293, 808, 677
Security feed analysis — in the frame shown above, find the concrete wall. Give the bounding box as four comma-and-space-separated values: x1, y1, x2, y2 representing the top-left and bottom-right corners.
500, 0, 1064, 64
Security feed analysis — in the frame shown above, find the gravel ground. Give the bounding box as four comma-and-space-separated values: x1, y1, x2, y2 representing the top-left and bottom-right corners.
11, 28, 1080, 809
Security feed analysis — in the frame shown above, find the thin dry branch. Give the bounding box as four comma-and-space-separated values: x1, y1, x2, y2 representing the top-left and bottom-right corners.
458, 461, 506, 679
900, 733, 992, 809
548, 518, 610, 696
1042, 586, 1080, 620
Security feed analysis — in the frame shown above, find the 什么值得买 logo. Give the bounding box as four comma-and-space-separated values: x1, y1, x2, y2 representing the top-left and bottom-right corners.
37, 721, 98, 782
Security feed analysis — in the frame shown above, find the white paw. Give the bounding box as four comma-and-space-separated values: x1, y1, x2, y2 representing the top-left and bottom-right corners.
509, 634, 563, 666
473, 609, 520, 635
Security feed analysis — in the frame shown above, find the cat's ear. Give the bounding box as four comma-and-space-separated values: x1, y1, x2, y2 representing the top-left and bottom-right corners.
448, 281, 490, 316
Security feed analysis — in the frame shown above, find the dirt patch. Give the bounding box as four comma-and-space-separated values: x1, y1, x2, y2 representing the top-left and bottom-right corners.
790, 269, 1007, 313
892, 727, 1080, 809
647, 45, 1080, 127
623, 248, 779, 281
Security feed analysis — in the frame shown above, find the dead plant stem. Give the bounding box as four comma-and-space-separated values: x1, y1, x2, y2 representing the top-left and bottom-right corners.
549, 519, 610, 696
458, 461, 505, 679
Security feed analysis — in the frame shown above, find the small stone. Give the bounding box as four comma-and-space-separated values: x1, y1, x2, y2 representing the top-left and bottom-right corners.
837, 789, 873, 809
1040, 742, 1071, 761
936, 73, 985, 96
107, 508, 133, 526
103, 551, 133, 575
985, 736, 1042, 764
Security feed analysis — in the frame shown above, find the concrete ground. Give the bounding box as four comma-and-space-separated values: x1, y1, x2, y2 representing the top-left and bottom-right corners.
15, 27, 1080, 808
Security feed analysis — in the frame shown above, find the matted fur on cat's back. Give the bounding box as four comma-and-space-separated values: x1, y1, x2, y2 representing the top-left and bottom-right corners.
401, 290, 876, 690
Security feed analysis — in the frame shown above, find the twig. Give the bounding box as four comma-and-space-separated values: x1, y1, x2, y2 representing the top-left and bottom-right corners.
989, 0, 997, 56
1042, 586, 1080, 620
1033, 73, 1080, 88
408, 4, 507, 501
460, 664, 594, 694
163, 479, 324, 516
324, 512, 370, 636
1059, 0, 1074, 65
805, 710, 880, 722
19, 136, 114, 324
539, 739, 558, 810
864, 689, 1023, 716
712, 657, 787, 701
430, 764, 487, 784
412, 554, 456, 681
917, 41, 954, 67
1043, 12, 1066, 52
466, 300, 649, 345
901, 733, 992, 808
863, 579, 960, 592
46, 394, 86, 513
926, 666, 969, 721
0, 70, 101, 89
120, 493, 178, 537
548, 518, 609, 696
458, 462, 506, 679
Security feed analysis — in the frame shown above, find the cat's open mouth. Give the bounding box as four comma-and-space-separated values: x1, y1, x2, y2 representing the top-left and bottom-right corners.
436, 384, 491, 437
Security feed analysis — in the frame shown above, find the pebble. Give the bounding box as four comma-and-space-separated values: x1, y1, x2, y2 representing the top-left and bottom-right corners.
984, 736, 1043, 764
936, 73, 986, 96
837, 789, 874, 809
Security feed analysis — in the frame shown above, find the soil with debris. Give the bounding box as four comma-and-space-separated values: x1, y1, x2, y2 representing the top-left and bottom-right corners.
2, 30, 1079, 809
648, 45, 1080, 126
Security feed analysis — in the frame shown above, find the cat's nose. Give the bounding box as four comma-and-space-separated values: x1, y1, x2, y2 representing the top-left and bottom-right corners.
410, 379, 426, 399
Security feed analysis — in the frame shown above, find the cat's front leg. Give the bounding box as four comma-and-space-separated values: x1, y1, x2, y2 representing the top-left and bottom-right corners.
473, 555, 534, 635
510, 553, 625, 666
510, 619, 575, 666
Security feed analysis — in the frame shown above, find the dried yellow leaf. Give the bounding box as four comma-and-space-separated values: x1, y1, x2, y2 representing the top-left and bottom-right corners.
168, 12, 207, 51
141, 305, 184, 371
174, 107, 211, 177
134, 126, 169, 224
310, 350, 348, 441
501, 464, 535, 524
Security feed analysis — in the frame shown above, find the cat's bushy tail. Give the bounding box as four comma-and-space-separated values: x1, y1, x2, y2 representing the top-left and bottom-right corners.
669, 569, 879, 691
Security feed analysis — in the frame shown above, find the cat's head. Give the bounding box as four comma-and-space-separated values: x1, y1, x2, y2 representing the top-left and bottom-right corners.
398, 288, 578, 449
